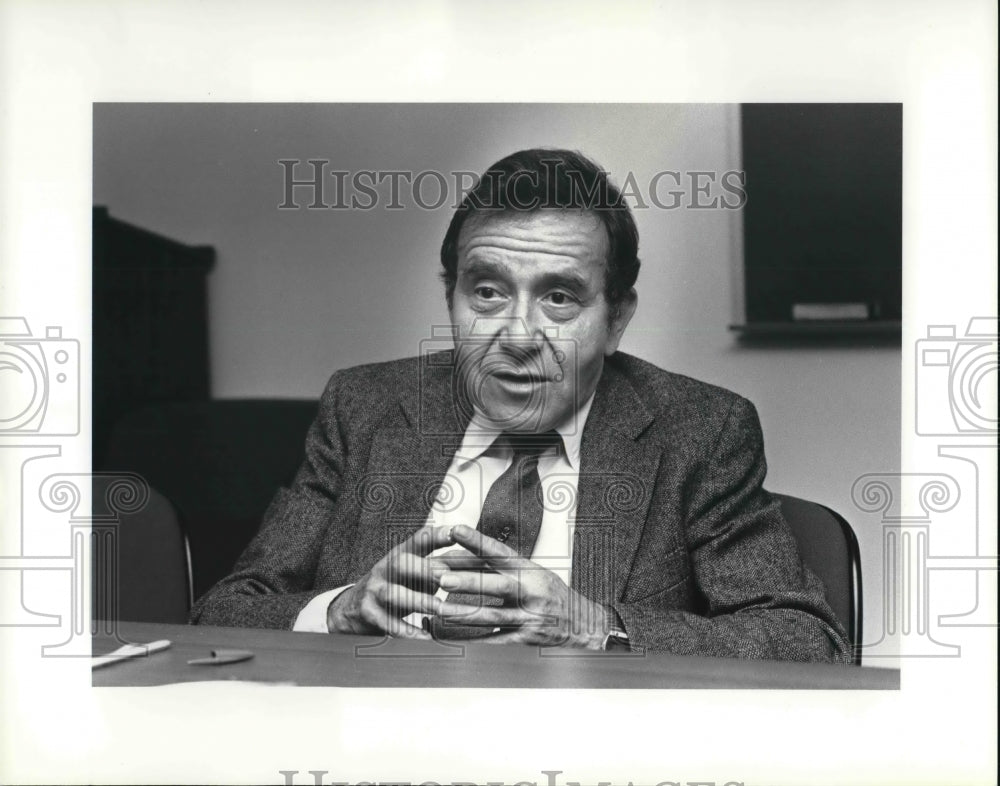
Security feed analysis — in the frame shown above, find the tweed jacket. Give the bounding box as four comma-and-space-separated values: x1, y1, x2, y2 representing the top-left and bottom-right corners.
191, 351, 852, 663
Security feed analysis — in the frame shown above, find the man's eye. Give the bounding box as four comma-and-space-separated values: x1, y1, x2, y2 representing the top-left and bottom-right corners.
475, 286, 499, 299
546, 292, 576, 306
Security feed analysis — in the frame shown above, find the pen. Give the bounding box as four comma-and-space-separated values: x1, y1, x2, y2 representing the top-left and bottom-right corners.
91, 639, 172, 669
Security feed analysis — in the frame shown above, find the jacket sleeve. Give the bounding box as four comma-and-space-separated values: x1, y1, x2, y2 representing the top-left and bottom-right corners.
612, 397, 853, 663
188, 373, 351, 629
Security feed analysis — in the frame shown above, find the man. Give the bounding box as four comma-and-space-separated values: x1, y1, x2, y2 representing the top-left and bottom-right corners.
191, 148, 852, 662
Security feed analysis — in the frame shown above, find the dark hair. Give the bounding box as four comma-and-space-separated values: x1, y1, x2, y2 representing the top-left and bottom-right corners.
440, 148, 640, 311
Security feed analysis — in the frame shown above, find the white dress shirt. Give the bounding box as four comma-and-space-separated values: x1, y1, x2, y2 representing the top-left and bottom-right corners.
293, 394, 596, 633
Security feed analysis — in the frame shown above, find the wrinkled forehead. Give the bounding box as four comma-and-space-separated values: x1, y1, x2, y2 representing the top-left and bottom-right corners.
455, 209, 610, 270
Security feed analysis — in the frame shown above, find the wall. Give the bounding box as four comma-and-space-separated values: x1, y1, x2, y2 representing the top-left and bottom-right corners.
93, 103, 901, 653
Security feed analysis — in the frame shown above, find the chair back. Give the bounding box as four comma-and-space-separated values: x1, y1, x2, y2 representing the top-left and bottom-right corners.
101, 399, 318, 602
776, 493, 862, 664
92, 478, 192, 624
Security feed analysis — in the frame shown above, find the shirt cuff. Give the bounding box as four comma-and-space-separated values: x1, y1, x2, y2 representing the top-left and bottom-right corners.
606, 604, 627, 636
293, 585, 355, 633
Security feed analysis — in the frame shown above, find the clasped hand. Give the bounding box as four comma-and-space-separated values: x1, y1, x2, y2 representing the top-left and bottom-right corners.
327, 524, 609, 649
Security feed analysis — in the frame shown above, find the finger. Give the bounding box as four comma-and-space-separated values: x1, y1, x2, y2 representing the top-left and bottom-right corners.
476, 630, 532, 646
366, 602, 431, 640
426, 555, 455, 573
435, 551, 497, 572
395, 524, 458, 557
437, 542, 538, 580
438, 600, 539, 628
438, 570, 519, 599
377, 582, 443, 617
387, 552, 446, 593
448, 524, 532, 571
477, 628, 570, 647
436, 551, 526, 579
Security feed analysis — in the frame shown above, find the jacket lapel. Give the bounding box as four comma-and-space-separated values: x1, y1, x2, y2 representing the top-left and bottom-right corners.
571, 359, 661, 606
352, 354, 467, 569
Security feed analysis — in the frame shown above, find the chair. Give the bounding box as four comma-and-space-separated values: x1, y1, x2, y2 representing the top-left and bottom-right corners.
92, 479, 193, 624
776, 493, 863, 665
101, 399, 318, 604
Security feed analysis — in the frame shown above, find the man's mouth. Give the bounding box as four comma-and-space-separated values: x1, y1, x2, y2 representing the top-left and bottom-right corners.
491, 369, 546, 385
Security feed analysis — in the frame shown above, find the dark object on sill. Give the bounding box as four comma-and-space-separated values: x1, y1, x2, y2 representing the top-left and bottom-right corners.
729, 320, 902, 347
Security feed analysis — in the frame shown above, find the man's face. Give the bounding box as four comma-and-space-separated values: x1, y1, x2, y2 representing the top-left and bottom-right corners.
448, 210, 636, 434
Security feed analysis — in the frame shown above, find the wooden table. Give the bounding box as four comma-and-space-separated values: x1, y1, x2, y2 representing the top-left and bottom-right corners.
92, 621, 900, 689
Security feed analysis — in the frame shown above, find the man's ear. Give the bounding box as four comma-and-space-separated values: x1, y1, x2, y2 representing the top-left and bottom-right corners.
605, 289, 638, 356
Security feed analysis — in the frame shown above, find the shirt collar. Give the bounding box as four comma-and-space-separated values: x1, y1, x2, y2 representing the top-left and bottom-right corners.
455, 393, 596, 471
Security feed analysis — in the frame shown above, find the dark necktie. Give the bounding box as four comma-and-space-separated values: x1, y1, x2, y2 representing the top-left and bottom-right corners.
430, 430, 562, 640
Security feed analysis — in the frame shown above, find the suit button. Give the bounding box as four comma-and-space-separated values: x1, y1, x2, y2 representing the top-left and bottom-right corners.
497, 533, 508, 543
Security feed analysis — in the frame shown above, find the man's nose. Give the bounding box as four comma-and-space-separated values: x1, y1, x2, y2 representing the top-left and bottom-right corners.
501, 302, 550, 349
470, 308, 549, 349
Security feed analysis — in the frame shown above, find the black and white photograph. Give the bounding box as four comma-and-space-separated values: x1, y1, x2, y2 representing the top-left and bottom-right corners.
89, 102, 899, 679
0, 3, 996, 786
